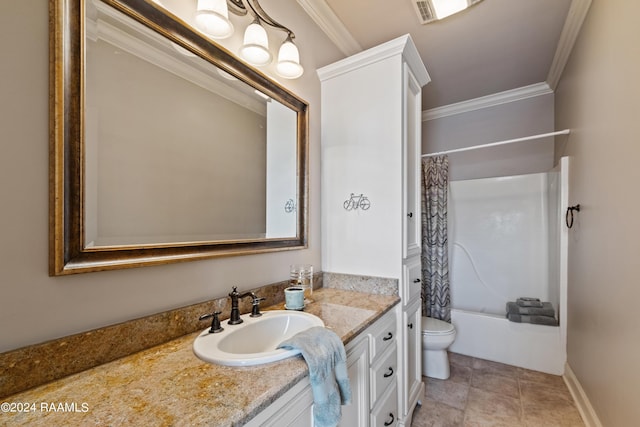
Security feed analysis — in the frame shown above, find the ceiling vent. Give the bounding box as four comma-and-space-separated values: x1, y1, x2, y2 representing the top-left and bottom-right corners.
410, 0, 484, 24
412, 1, 436, 24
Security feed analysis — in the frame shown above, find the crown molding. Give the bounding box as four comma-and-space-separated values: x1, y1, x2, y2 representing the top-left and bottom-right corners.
422, 82, 553, 121
302, 0, 591, 118
547, 0, 593, 90
88, 0, 265, 116
317, 34, 429, 84
295, 0, 362, 56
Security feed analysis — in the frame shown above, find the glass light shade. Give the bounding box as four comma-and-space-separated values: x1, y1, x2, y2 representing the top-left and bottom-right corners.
240, 22, 272, 66
195, 0, 234, 39
431, 0, 468, 20
276, 39, 304, 79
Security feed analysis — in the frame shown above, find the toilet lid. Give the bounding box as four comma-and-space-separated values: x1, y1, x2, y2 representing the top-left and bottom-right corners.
422, 317, 455, 335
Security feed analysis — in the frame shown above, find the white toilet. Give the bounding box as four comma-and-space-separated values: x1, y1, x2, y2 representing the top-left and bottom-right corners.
421, 317, 457, 380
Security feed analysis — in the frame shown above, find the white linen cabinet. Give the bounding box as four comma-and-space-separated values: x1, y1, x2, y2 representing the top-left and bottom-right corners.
318, 34, 430, 427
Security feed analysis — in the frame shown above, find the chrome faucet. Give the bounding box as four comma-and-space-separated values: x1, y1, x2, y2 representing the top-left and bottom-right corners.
228, 286, 261, 325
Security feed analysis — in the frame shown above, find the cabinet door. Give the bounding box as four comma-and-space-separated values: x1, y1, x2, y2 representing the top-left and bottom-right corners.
402, 66, 422, 260
402, 258, 422, 306
402, 299, 423, 419
246, 379, 314, 427
339, 337, 370, 427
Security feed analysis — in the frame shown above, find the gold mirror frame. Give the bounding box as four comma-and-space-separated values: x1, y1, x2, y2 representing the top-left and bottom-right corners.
49, 0, 309, 275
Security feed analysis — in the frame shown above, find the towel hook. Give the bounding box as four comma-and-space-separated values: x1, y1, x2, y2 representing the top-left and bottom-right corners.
566, 204, 580, 229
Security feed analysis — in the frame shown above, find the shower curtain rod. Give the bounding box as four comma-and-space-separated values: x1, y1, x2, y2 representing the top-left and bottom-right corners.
421, 129, 571, 158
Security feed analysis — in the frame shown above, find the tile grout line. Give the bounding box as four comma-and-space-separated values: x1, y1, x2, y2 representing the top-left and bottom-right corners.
517, 371, 525, 426
462, 356, 476, 424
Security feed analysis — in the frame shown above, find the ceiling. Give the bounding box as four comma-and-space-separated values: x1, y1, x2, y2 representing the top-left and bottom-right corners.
305, 0, 575, 111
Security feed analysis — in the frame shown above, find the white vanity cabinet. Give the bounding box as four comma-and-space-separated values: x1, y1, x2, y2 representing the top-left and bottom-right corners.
246, 308, 399, 427
368, 308, 399, 427
402, 298, 423, 423
318, 34, 430, 427
338, 335, 370, 426
246, 378, 315, 427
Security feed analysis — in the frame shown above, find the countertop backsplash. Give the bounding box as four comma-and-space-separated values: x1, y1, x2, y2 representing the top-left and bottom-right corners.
0, 273, 324, 398
0, 271, 397, 399
1, 287, 400, 426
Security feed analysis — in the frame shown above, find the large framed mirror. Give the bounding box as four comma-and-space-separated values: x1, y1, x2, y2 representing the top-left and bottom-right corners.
49, 0, 309, 275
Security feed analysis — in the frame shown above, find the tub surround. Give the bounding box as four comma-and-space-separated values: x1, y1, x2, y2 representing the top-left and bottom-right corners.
0, 274, 323, 399
1, 288, 399, 426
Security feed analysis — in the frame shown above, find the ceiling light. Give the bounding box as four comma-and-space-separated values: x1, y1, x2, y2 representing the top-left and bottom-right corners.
431, 0, 468, 20
410, 0, 484, 24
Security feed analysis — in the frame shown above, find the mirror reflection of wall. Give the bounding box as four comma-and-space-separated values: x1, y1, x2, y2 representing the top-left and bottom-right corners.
83, 0, 298, 247
266, 100, 297, 238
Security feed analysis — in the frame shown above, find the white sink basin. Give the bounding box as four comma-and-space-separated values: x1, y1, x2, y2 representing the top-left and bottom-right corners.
193, 310, 324, 366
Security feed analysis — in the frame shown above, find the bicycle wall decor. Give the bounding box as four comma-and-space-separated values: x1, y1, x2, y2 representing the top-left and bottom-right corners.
343, 193, 371, 211
284, 198, 296, 213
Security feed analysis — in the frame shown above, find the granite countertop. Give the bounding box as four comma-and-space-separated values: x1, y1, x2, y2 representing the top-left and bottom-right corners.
1, 288, 399, 426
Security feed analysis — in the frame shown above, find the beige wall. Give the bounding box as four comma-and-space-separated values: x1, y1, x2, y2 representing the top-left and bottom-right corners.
423, 93, 556, 181
555, 0, 640, 425
0, 0, 342, 352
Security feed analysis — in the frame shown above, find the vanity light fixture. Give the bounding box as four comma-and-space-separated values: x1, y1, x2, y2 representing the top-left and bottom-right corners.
195, 0, 304, 78
196, 0, 234, 39
240, 19, 272, 66
276, 35, 304, 79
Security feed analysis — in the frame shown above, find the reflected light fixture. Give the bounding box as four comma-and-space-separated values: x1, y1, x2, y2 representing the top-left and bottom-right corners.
194, 0, 304, 78
410, 0, 484, 24
196, 0, 234, 39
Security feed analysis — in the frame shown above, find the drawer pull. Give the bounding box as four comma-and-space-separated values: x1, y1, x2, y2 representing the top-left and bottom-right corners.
407, 212, 413, 218
413, 278, 421, 283
408, 323, 413, 329
382, 332, 393, 341
384, 412, 395, 426
383, 367, 394, 378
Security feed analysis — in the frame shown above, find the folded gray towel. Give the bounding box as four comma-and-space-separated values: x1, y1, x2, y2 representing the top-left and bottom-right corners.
516, 297, 543, 307
507, 301, 555, 316
278, 326, 351, 427
507, 313, 558, 326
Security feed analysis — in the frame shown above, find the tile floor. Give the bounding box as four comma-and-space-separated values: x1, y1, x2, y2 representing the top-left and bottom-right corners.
411, 352, 585, 427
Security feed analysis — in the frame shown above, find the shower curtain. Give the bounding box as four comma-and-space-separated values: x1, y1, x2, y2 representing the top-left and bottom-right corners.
421, 155, 451, 322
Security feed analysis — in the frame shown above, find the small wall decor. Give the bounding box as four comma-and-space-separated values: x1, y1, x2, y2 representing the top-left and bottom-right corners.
343, 193, 371, 211
284, 198, 296, 213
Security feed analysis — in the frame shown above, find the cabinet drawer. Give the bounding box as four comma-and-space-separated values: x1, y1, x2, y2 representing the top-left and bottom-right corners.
371, 345, 397, 405
371, 384, 399, 427
370, 311, 397, 361
403, 258, 422, 305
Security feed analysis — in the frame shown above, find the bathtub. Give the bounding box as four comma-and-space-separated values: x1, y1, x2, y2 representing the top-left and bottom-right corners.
446, 159, 569, 376
449, 308, 565, 375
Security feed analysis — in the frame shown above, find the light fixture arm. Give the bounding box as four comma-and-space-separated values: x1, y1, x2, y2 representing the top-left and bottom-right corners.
226, 0, 248, 16
243, 0, 295, 38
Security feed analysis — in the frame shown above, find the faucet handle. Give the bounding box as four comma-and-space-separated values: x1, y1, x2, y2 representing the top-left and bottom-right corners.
199, 311, 224, 334
250, 296, 266, 318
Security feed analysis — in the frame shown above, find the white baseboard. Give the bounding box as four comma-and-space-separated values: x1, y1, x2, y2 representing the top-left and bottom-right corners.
563, 363, 603, 427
